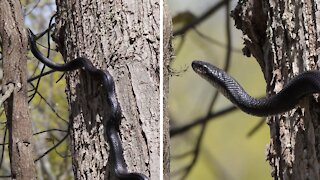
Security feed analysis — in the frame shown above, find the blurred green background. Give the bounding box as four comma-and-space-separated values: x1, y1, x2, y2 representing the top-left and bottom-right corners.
168, 0, 273, 179
0, 0, 72, 178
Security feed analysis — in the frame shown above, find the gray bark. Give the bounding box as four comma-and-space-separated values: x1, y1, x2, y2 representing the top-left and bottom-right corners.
54, 0, 160, 179
163, 1, 172, 179
0, 0, 36, 179
233, 0, 320, 179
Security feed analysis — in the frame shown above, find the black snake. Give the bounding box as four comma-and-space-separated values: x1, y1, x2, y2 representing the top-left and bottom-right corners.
192, 60, 320, 116
28, 29, 148, 180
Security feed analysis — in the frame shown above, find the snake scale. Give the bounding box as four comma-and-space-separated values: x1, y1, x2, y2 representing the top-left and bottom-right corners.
28, 29, 148, 180
192, 60, 320, 116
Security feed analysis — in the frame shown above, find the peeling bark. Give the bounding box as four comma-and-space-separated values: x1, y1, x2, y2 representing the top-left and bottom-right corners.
0, 0, 36, 179
232, 0, 320, 179
54, 0, 160, 179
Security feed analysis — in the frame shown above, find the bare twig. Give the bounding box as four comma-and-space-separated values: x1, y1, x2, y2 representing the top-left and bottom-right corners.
27, 69, 56, 83
173, 0, 229, 36
28, 83, 68, 124
247, 118, 266, 137
170, 105, 237, 136
33, 128, 68, 136
193, 29, 242, 53
175, 2, 233, 178
34, 133, 68, 162
0, 83, 15, 107
0, 124, 7, 169
28, 14, 56, 103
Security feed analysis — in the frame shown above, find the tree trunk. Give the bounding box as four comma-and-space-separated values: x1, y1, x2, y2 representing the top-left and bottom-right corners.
54, 0, 159, 179
0, 0, 36, 179
163, 1, 172, 179
233, 0, 320, 179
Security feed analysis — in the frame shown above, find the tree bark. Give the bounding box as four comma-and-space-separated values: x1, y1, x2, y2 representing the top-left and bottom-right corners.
54, 0, 159, 179
0, 0, 36, 179
163, 1, 172, 179
233, 0, 320, 179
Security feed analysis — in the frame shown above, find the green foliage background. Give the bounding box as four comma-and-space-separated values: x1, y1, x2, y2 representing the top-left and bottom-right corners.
169, 1, 273, 179
0, 0, 72, 178
0, 0, 278, 179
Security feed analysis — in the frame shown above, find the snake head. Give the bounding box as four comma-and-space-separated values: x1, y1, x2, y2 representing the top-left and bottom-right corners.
192, 60, 222, 76
192, 60, 226, 84
192, 60, 238, 102
192, 60, 211, 75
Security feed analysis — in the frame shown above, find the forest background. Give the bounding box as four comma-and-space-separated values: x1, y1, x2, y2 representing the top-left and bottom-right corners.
169, 0, 272, 179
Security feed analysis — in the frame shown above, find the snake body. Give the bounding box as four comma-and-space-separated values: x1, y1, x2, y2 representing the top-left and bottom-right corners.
192, 60, 320, 116
28, 29, 148, 180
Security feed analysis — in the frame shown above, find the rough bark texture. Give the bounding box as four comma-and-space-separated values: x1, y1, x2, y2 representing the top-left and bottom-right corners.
0, 0, 36, 179
54, 0, 159, 179
232, 0, 320, 179
163, 1, 172, 179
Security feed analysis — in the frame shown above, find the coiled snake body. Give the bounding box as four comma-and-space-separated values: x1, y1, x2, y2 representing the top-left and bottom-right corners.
192, 60, 320, 116
28, 29, 148, 180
